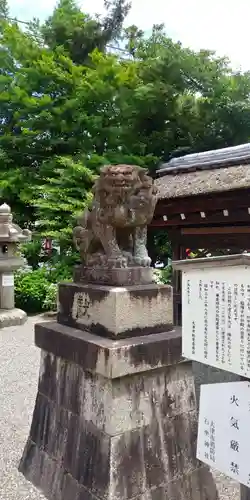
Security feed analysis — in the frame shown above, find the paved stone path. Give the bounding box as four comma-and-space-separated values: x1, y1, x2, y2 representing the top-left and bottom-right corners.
0, 315, 240, 500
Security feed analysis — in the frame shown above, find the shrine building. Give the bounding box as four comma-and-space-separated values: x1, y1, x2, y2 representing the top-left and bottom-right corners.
151, 143, 250, 325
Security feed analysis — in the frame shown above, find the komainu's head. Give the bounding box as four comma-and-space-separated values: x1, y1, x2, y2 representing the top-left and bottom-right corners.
95, 164, 156, 195
100, 164, 141, 190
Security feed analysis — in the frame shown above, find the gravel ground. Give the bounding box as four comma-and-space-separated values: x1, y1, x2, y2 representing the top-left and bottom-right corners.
0, 315, 45, 500
0, 315, 241, 500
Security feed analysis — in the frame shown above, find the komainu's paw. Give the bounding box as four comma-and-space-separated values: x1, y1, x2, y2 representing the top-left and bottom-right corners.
107, 256, 128, 268
133, 256, 151, 267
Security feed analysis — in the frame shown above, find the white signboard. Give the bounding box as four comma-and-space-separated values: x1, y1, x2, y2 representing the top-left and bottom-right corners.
2, 273, 14, 287
182, 266, 250, 377
197, 381, 250, 487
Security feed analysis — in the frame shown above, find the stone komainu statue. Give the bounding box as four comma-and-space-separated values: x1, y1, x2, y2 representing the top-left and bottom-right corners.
73, 164, 158, 268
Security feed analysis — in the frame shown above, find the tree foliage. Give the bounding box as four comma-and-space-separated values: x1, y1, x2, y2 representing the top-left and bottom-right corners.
1, 3, 250, 258
42, 0, 130, 64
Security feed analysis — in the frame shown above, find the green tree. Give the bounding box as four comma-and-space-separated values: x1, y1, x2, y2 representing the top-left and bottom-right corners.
2, 9, 250, 264
121, 24, 250, 161
42, 0, 130, 65
123, 24, 144, 57
0, 18, 147, 232
0, 20, 85, 223
0, 0, 8, 17
32, 155, 95, 243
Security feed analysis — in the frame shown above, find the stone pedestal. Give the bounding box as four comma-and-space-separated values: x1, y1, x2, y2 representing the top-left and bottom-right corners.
74, 265, 154, 286
58, 282, 173, 338
0, 308, 27, 328
19, 279, 218, 500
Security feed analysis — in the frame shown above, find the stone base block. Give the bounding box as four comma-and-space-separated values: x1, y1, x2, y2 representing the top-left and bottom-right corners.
19, 441, 216, 500
58, 282, 173, 338
74, 265, 154, 286
0, 308, 27, 328
19, 321, 218, 500
35, 321, 182, 378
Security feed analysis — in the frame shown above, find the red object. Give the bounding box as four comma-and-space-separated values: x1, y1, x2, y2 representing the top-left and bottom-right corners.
43, 238, 52, 253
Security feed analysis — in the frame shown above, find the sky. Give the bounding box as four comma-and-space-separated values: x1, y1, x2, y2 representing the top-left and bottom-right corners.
7, 0, 250, 72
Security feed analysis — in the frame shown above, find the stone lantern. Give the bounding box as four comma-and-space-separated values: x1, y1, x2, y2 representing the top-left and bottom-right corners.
0, 203, 31, 328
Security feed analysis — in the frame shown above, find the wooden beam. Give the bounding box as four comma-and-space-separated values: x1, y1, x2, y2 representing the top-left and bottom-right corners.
165, 228, 250, 246
152, 228, 250, 252
181, 226, 250, 235
155, 189, 250, 216
179, 237, 249, 248
151, 208, 250, 228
